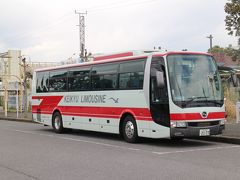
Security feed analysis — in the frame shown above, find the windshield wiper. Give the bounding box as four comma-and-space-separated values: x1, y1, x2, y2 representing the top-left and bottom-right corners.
204, 100, 223, 106
186, 96, 209, 104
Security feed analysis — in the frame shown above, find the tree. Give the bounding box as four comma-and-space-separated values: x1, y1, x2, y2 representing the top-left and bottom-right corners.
225, 0, 240, 36
208, 45, 240, 62
225, 1, 240, 63
208, 45, 225, 53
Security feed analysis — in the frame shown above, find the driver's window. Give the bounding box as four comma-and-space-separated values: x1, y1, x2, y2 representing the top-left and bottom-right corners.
150, 57, 168, 103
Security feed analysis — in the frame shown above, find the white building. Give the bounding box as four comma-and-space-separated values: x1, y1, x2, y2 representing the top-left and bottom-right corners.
0, 50, 62, 111
0, 50, 22, 83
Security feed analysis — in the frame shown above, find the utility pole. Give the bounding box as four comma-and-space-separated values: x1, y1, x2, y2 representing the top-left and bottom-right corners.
207, 34, 213, 52
3, 60, 8, 117
21, 57, 28, 117
75, 10, 87, 60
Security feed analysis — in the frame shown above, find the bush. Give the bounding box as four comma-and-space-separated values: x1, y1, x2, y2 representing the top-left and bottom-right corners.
224, 85, 239, 122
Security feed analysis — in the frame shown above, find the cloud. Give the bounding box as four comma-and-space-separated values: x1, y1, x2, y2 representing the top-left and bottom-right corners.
0, 0, 237, 61
214, 21, 238, 48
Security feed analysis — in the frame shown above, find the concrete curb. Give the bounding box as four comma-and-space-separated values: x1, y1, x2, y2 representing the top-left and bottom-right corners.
194, 136, 240, 145
0, 117, 34, 123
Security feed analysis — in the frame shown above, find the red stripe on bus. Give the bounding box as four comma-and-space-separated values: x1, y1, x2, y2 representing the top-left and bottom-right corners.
94, 52, 134, 61
32, 112, 152, 121
32, 96, 63, 106
32, 105, 152, 117
32, 105, 153, 121
170, 112, 225, 121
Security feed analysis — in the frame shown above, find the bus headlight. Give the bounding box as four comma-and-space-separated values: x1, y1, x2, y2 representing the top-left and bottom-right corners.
171, 121, 187, 128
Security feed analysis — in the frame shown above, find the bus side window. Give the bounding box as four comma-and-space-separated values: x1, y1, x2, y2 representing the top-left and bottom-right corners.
68, 67, 91, 91
36, 72, 49, 93
49, 70, 68, 92
91, 63, 118, 90
150, 57, 168, 103
119, 60, 145, 89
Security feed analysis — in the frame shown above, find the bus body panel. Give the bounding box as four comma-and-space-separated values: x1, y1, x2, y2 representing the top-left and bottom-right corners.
32, 88, 171, 138
163, 54, 225, 137
32, 51, 225, 140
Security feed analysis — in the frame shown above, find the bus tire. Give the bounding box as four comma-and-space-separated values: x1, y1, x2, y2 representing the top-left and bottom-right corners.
52, 112, 64, 133
122, 115, 138, 143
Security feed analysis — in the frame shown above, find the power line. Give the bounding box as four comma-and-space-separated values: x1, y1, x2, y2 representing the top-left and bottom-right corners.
2, 0, 160, 44
1, 0, 161, 51
2, 11, 73, 44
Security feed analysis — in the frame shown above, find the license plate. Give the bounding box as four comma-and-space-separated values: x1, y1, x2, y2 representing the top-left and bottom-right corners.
199, 129, 210, 136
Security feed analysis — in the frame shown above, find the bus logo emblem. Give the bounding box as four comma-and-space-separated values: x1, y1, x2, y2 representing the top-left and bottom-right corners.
201, 111, 208, 118
109, 97, 119, 103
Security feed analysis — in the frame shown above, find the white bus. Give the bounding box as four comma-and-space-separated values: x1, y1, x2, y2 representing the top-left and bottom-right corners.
32, 51, 225, 142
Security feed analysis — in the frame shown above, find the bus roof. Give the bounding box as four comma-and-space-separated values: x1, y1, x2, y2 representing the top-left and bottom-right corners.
35, 51, 212, 72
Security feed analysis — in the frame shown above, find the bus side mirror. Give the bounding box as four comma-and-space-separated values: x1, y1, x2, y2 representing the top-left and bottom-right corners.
156, 71, 164, 88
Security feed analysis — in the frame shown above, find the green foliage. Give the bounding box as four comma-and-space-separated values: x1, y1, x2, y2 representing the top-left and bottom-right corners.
208, 45, 225, 53
209, 45, 240, 61
225, 0, 240, 36
225, 47, 240, 61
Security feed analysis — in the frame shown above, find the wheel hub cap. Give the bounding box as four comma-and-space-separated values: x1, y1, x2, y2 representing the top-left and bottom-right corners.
54, 116, 60, 130
125, 121, 134, 139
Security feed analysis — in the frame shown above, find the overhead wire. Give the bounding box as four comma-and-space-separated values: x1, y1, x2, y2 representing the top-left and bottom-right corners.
2, 0, 161, 46
2, 11, 73, 43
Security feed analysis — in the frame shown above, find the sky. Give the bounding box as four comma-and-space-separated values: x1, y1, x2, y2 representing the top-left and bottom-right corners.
0, 0, 238, 62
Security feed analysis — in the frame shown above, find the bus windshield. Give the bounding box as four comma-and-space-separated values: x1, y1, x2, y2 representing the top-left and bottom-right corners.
167, 54, 224, 108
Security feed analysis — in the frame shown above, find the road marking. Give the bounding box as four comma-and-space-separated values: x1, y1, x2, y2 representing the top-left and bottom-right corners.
0, 164, 41, 180
5, 128, 141, 152
2, 128, 240, 156
152, 145, 240, 155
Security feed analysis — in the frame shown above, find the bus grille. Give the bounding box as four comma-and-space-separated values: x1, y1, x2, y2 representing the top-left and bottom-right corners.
188, 121, 219, 127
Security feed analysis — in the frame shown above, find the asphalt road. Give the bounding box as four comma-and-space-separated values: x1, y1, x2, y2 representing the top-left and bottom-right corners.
0, 120, 240, 180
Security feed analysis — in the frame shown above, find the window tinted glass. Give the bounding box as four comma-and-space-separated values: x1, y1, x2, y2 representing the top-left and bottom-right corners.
119, 60, 145, 73
92, 64, 118, 75
118, 60, 145, 89
91, 63, 118, 90
36, 72, 49, 93
119, 72, 144, 89
49, 70, 68, 92
150, 57, 168, 103
68, 67, 91, 91
102, 74, 117, 89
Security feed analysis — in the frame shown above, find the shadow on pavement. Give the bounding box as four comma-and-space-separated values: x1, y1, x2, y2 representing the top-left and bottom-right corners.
37, 126, 215, 148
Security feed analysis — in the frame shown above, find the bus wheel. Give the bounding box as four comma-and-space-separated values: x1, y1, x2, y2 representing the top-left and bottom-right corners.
122, 115, 138, 143
52, 112, 64, 133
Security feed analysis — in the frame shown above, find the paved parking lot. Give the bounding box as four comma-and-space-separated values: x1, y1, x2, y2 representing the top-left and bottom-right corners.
0, 120, 240, 180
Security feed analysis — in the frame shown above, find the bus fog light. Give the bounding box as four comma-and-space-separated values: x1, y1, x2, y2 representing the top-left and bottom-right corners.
176, 121, 187, 127
220, 119, 225, 125
171, 122, 177, 128
171, 121, 187, 128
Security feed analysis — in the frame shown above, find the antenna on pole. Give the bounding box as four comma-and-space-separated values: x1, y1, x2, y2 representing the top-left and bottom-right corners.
75, 10, 87, 60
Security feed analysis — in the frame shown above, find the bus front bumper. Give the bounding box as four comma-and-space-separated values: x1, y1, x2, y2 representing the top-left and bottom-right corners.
170, 124, 225, 138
